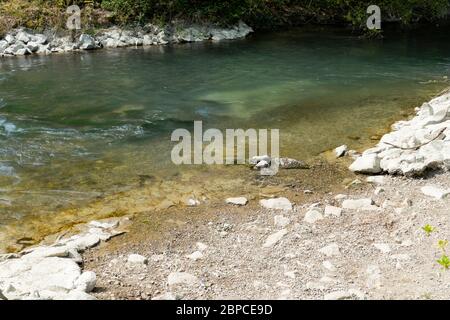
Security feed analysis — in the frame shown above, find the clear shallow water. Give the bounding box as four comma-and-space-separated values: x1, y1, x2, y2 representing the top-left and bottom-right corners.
1, 26, 450, 251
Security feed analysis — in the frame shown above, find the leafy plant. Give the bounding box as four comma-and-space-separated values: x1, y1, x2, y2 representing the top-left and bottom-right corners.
437, 255, 450, 270
422, 224, 435, 236
438, 239, 449, 252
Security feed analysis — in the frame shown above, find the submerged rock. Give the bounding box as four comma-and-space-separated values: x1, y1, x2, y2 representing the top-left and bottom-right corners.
334, 145, 348, 158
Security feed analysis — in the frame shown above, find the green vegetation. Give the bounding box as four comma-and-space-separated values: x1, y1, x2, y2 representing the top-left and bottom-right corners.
422, 224, 436, 236
1, 0, 450, 35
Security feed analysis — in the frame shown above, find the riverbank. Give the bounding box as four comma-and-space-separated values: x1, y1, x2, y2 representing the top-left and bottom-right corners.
0, 22, 253, 57
1, 90, 449, 300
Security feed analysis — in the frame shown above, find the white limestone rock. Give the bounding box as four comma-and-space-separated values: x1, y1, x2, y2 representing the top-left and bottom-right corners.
260, 197, 292, 211
349, 154, 382, 174
127, 254, 148, 265
168, 272, 199, 286
334, 145, 348, 158
342, 198, 379, 211
263, 229, 288, 248
421, 186, 450, 199
303, 209, 324, 224
225, 197, 248, 206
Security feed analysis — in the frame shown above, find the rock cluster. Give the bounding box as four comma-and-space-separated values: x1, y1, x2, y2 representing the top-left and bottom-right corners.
349, 91, 450, 176
0, 218, 126, 300
0, 22, 253, 57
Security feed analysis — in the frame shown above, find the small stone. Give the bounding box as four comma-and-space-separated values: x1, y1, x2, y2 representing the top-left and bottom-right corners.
89, 219, 119, 229
168, 272, 199, 286
255, 160, 270, 168
318, 243, 340, 257
274, 215, 290, 228
186, 198, 200, 206
373, 243, 391, 254
322, 260, 337, 272
324, 205, 342, 217
303, 209, 324, 224
366, 176, 385, 184
374, 187, 385, 195
421, 186, 450, 199
249, 155, 271, 165
75, 271, 96, 293
263, 229, 288, 248
127, 254, 148, 265
225, 197, 248, 206
349, 154, 382, 174
334, 145, 348, 158
260, 197, 293, 211
342, 198, 379, 211
186, 251, 203, 261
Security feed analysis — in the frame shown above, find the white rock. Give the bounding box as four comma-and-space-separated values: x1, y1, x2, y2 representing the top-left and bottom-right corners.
276, 157, 308, 169
75, 271, 96, 293
374, 187, 385, 195
322, 260, 337, 272
263, 229, 288, 248
16, 31, 30, 43
196, 242, 208, 251
168, 272, 199, 286
89, 219, 119, 229
373, 243, 391, 254
186, 198, 200, 206
303, 209, 324, 224
366, 176, 385, 184
79, 34, 97, 50
318, 243, 340, 257
324, 205, 342, 217
249, 155, 271, 165
255, 160, 270, 168
260, 197, 292, 211
349, 154, 382, 174
342, 198, 379, 211
334, 145, 348, 158
420, 186, 450, 199
225, 197, 248, 206
63, 234, 100, 251
274, 215, 290, 228
5, 34, 15, 44
186, 251, 203, 261
127, 254, 148, 265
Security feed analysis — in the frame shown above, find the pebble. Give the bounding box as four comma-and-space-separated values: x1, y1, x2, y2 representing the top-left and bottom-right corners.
420, 186, 450, 199
259, 197, 293, 211
263, 229, 288, 248
127, 254, 148, 265
225, 197, 248, 206
303, 209, 324, 224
